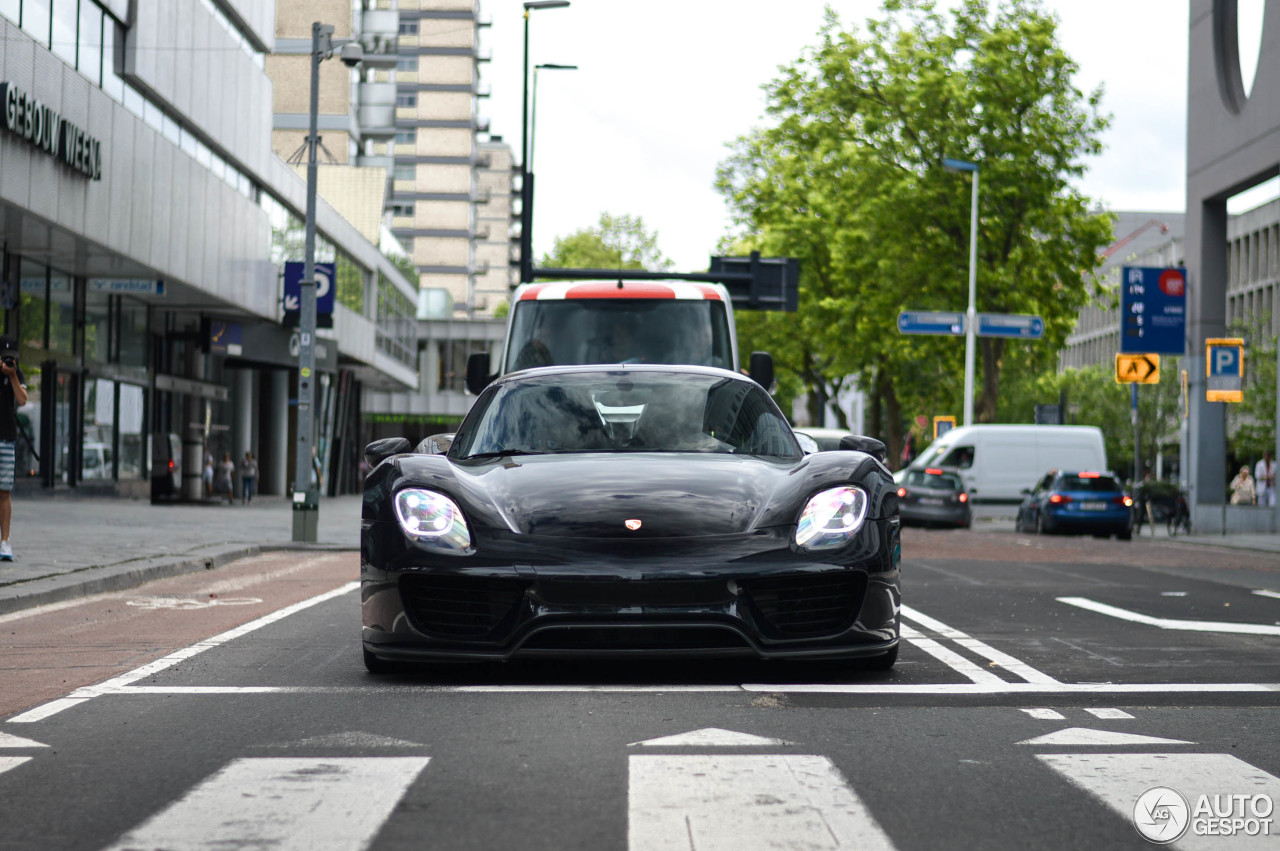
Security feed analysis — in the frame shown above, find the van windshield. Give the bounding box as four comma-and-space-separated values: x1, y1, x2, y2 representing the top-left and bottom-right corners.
504, 299, 734, 372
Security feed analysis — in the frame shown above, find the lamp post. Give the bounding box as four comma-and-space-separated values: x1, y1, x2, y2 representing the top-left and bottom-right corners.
292, 22, 362, 542
943, 157, 979, 428
520, 0, 571, 283
529, 63, 577, 174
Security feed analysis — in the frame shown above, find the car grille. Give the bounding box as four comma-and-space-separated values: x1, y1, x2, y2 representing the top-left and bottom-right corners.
401, 574, 527, 639
520, 625, 748, 652
742, 573, 866, 637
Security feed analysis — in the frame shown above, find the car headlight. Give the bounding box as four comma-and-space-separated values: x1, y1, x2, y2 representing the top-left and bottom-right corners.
394, 488, 472, 551
795, 486, 870, 550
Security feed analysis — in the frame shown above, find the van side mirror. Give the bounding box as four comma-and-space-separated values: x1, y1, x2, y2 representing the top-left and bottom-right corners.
466, 352, 493, 396
365, 437, 411, 469
840, 435, 888, 465
748, 351, 774, 390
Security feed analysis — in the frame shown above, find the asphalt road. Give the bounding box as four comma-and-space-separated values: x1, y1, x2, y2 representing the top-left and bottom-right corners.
2, 528, 1279, 850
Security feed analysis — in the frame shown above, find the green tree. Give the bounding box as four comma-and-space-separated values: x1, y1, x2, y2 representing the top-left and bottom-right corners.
717, 0, 1113, 462
541, 212, 673, 272
1228, 313, 1277, 464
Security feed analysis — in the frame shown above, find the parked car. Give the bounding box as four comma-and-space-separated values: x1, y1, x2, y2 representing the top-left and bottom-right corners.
897, 467, 971, 528
793, 427, 851, 452
1015, 470, 1133, 540
361, 364, 902, 673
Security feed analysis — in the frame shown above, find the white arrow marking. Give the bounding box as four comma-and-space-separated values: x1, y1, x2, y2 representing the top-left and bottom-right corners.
1254, 590, 1280, 600
102, 757, 430, 851
629, 755, 896, 851
1019, 727, 1191, 746
1083, 708, 1134, 720
0, 733, 49, 749
1058, 596, 1280, 636
1020, 708, 1066, 720
0, 756, 32, 776
629, 728, 791, 748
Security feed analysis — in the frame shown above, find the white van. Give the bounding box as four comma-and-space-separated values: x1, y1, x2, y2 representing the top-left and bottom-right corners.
907, 425, 1108, 502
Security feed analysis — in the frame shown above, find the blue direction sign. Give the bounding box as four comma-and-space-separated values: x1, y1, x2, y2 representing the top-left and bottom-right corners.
283, 261, 335, 328
976, 313, 1044, 339
1121, 266, 1185, 354
897, 311, 965, 336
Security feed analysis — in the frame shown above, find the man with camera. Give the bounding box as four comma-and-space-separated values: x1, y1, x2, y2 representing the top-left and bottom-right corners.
0, 335, 28, 561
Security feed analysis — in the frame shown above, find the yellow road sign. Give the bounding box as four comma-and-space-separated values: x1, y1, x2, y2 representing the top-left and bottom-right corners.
1115, 353, 1160, 384
932, 416, 956, 439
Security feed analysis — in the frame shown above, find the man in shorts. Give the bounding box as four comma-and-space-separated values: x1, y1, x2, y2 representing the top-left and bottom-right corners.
0, 335, 28, 561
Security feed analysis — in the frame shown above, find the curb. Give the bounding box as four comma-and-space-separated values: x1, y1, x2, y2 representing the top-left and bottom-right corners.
0, 543, 358, 617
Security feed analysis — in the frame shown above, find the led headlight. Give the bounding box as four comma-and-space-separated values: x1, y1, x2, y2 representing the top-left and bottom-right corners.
394, 488, 472, 552
794, 486, 869, 550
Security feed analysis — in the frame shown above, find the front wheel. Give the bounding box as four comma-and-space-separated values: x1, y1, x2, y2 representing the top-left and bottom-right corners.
363, 646, 403, 675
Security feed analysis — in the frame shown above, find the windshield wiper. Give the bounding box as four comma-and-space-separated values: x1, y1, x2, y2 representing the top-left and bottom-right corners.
463, 449, 543, 460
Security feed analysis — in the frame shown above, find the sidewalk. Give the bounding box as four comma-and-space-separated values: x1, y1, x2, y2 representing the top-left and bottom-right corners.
0, 492, 361, 615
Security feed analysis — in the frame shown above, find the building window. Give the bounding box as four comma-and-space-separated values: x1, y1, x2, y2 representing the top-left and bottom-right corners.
76, 0, 103, 86
393, 129, 416, 146
19, 0, 51, 49
398, 20, 418, 35
0, 0, 20, 25
393, 164, 416, 182
391, 203, 415, 218
396, 56, 418, 72
396, 92, 417, 108
50, 0, 79, 65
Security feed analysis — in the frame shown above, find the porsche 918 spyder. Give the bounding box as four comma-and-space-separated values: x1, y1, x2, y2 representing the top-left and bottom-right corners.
360, 364, 901, 672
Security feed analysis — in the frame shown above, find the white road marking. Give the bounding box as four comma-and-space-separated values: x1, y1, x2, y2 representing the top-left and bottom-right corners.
1020, 708, 1066, 720
901, 605, 1060, 684
0, 756, 32, 776
739, 683, 1280, 695
630, 728, 790, 748
1254, 590, 1280, 600
1039, 753, 1280, 851
1162, 591, 1189, 597
1084, 708, 1134, 720
1058, 596, 1280, 636
0, 732, 48, 748
899, 624, 1007, 685
125, 596, 263, 610
7, 582, 359, 723
628, 754, 895, 851
101, 757, 430, 851
1019, 727, 1191, 746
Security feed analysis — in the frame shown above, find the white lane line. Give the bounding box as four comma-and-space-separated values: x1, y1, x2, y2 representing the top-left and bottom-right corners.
901, 605, 1061, 684
1039, 753, 1280, 851
1254, 590, 1280, 600
628, 755, 896, 851
0, 756, 32, 776
101, 757, 430, 851
899, 624, 1007, 685
1083, 708, 1134, 720
1058, 596, 1280, 636
0, 732, 48, 748
7, 582, 359, 723
1020, 708, 1066, 720
1019, 728, 1191, 746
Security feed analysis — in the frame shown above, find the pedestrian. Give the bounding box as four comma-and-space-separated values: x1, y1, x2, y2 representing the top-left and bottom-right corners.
1229, 465, 1256, 505
0, 336, 28, 562
239, 451, 258, 504
215, 452, 235, 504
202, 452, 214, 498
1255, 449, 1276, 507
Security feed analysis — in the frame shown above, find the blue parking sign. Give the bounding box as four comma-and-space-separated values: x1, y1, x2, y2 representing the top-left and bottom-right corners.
1205, 337, 1244, 402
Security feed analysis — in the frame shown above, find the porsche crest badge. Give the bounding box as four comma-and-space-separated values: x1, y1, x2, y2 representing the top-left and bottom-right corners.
625, 519, 642, 531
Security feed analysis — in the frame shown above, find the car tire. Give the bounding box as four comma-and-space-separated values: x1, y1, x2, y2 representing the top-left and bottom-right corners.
1117, 528, 1132, 541
1036, 513, 1047, 535
362, 646, 402, 675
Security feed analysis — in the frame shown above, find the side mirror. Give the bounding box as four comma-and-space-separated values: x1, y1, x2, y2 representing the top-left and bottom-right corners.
748, 351, 774, 390
466, 352, 494, 396
839, 435, 888, 465
415, 433, 455, 455
365, 437, 411, 469
1020, 488, 1032, 496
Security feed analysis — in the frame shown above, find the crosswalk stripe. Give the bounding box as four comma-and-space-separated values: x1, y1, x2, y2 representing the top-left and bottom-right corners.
0, 756, 32, 777
100, 757, 429, 851
1039, 753, 1280, 850
901, 605, 1061, 684
628, 754, 895, 850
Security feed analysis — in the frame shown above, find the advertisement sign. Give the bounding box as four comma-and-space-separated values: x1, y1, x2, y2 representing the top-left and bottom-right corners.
1121, 267, 1186, 354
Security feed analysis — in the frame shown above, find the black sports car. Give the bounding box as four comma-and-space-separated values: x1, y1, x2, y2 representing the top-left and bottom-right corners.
360, 365, 901, 672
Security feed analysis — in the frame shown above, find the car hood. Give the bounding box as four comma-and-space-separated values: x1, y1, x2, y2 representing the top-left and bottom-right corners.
450, 453, 794, 538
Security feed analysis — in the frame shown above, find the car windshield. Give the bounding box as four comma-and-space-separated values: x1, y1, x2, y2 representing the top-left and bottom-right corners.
503, 299, 734, 372
905, 470, 963, 490
452, 371, 801, 459
1057, 474, 1121, 492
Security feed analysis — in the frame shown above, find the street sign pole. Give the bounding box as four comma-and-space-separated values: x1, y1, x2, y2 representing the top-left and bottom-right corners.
963, 168, 979, 428
1132, 383, 1140, 485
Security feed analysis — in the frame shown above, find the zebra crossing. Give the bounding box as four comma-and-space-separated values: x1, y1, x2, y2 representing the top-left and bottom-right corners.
5, 722, 1279, 849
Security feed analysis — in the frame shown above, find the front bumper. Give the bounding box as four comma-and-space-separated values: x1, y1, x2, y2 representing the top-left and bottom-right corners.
1043, 506, 1131, 533
361, 519, 900, 662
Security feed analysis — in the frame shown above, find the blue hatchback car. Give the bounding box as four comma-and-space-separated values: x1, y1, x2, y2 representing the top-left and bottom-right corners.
1016, 470, 1133, 540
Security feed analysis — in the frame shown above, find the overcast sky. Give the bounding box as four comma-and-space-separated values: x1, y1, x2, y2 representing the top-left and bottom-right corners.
478, 1, 1272, 271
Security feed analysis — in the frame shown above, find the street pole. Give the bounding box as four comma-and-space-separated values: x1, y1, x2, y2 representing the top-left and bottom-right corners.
963, 167, 978, 428
291, 22, 330, 543
518, 1, 569, 284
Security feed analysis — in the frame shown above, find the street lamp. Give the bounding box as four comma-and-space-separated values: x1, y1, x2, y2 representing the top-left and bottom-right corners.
520, 0, 571, 283
943, 157, 979, 428
292, 22, 363, 543
529, 63, 577, 174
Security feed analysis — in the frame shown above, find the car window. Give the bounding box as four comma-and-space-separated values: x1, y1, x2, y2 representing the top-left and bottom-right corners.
1057, 474, 1120, 492
904, 470, 963, 489
939, 445, 974, 468
453, 372, 801, 459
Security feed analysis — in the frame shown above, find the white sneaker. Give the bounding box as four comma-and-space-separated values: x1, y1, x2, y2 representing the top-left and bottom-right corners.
0, 540, 11, 561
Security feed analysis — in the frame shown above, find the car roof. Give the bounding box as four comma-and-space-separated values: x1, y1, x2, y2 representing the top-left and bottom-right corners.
495, 362, 752, 386
512, 281, 729, 302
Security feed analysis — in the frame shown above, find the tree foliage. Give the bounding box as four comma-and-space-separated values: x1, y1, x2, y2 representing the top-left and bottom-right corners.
717, 0, 1113, 463
540, 212, 673, 272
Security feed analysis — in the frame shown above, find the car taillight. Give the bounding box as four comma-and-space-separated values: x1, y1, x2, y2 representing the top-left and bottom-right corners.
1049, 493, 1072, 504
1115, 495, 1133, 507
925, 468, 943, 475
958, 493, 968, 503
168, 458, 175, 471
897, 487, 907, 498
